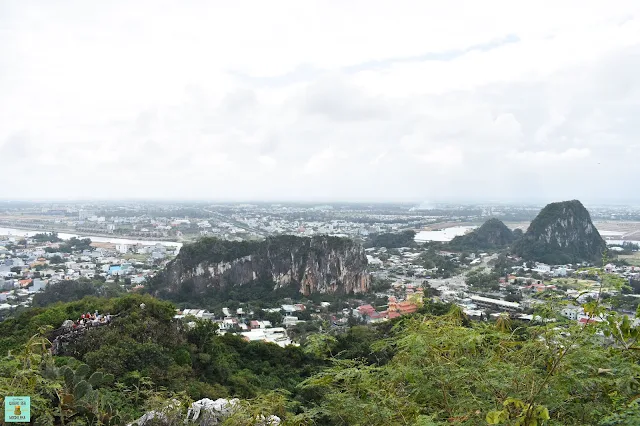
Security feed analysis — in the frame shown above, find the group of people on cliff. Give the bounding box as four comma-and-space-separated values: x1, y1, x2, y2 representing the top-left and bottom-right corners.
70, 311, 112, 329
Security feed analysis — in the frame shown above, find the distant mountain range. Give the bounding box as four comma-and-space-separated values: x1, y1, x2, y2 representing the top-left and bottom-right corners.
445, 199, 606, 265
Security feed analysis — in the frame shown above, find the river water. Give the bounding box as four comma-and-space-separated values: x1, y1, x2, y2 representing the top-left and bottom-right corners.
414, 225, 635, 246
414, 226, 477, 242
0, 227, 182, 250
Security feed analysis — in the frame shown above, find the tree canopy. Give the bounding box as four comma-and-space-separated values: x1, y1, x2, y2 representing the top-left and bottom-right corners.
2, 266, 640, 424
365, 230, 416, 248
32, 279, 124, 307
448, 218, 515, 251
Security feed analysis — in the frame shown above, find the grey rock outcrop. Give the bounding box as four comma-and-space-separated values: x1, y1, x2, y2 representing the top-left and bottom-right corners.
513, 200, 606, 264
150, 235, 370, 299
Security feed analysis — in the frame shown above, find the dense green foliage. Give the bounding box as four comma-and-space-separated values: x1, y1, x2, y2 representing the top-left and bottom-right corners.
448, 218, 515, 251
32, 279, 124, 307
415, 248, 459, 278
4, 264, 640, 424
609, 242, 639, 255
176, 237, 262, 270
465, 269, 502, 291
48, 254, 65, 264
0, 295, 324, 424
513, 200, 606, 264
45, 237, 94, 254
32, 232, 63, 243
156, 275, 304, 310
365, 230, 416, 248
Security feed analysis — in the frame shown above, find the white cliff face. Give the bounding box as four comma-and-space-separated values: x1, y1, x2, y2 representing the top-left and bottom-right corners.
162, 236, 370, 296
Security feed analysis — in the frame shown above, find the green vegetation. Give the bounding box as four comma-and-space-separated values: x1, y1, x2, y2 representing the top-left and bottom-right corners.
489, 253, 520, 276
49, 254, 65, 264
465, 269, 502, 291
3, 262, 640, 424
610, 242, 640, 255
32, 279, 125, 307
618, 250, 640, 267
32, 232, 63, 243
513, 200, 607, 264
415, 248, 459, 278
448, 218, 515, 251
160, 276, 303, 310
3, 294, 640, 424
365, 230, 416, 248
44, 237, 94, 254
0, 294, 324, 423
176, 237, 262, 270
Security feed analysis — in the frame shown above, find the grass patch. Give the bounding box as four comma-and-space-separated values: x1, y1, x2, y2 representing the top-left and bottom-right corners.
122, 253, 149, 262
550, 278, 600, 290
619, 252, 640, 267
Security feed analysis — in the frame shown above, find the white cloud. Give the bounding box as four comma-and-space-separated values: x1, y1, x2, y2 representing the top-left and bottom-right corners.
419, 146, 464, 167
507, 148, 592, 163
370, 151, 388, 165
303, 148, 348, 175
1, 1, 639, 201
258, 155, 277, 167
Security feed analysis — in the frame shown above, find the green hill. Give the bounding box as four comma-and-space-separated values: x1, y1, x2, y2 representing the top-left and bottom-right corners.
513, 200, 606, 264
1, 295, 639, 424
0, 294, 324, 423
448, 218, 515, 251
365, 230, 416, 248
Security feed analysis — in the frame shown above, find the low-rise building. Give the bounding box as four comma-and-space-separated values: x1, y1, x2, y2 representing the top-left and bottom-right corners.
470, 295, 521, 312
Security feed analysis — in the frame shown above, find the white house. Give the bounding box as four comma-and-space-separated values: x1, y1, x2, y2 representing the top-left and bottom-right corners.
534, 263, 551, 273
283, 316, 300, 327
561, 306, 581, 320
553, 267, 568, 277
116, 244, 129, 254
241, 327, 295, 347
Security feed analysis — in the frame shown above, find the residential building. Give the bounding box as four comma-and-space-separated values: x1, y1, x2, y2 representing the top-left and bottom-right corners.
470, 295, 521, 312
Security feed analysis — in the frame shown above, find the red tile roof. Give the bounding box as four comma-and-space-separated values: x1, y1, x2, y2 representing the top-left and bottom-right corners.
358, 304, 376, 315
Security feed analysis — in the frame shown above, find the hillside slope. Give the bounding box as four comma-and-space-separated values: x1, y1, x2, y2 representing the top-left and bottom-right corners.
448, 218, 515, 250
513, 200, 606, 264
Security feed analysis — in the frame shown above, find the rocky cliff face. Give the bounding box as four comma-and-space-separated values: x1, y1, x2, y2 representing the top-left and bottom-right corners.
449, 218, 515, 250
513, 200, 606, 264
151, 235, 370, 300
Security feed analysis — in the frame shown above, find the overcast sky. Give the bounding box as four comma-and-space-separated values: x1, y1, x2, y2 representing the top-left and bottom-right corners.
1, 1, 639, 203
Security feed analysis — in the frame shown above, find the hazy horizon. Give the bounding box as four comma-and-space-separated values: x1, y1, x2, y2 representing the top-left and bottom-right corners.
2, 1, 639, 201
1, 197, 640, 209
